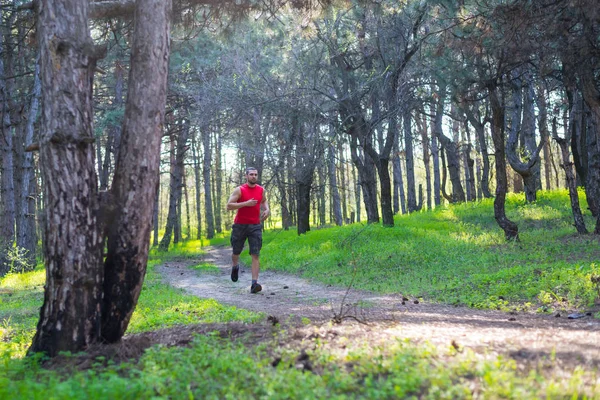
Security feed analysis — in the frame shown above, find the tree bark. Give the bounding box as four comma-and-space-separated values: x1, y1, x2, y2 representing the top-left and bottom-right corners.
553, 117, 588, 234
0, 11, 16, 276
202, 127, 215, 239
30, 0, 104, 355
489, 85, 519, 241
159, 121, 189, 250
327, 144, 343, 226
506, 70, 543, 203
434, 89, 465, 203
16, 59, 41, 269
191, 131, 202, 239
100, 0, 171, 343
404, 110, 417, 213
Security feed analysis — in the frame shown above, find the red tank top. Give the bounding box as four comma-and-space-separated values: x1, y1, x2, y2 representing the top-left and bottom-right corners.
234, 183, 264, 224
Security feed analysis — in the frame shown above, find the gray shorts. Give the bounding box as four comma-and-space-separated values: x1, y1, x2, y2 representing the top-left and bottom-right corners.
230, 224, 262, 256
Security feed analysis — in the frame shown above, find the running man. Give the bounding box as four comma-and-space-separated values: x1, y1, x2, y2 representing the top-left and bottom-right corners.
226, 167, 270, 293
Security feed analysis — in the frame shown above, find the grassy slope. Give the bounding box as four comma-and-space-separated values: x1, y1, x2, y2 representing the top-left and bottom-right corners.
255, 190, 600, 312
1, 190, 599, 398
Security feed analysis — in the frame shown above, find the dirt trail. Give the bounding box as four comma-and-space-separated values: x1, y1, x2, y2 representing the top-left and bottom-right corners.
158, 246, 600, 370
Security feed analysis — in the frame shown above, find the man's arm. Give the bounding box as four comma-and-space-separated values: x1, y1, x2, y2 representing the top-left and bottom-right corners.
260, 192, 270, 221
226, 187, 258, 210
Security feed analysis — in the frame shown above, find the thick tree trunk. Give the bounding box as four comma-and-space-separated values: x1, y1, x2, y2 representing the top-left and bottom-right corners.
489, 86, 519, 241
30, 0, 104, 355
101, 0, 171, 343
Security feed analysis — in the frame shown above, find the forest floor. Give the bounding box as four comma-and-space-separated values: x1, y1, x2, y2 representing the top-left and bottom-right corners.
149, 245, 600, 376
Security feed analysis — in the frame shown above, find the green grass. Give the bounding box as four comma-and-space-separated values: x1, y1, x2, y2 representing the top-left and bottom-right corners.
1, 333, 597, 399
0, 241, 262, 358
257, 190, 600, 313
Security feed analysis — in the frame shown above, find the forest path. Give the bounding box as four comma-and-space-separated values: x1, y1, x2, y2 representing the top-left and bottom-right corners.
157, 245, 600, 370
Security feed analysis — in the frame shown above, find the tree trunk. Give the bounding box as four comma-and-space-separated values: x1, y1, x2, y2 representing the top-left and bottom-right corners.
338, 141, 348, 223
0, 14, 15, 276
553, 118, 588, 234
16, 59, 41, 269
100, 0, 171, 343
202, 127, 215, 239
537, 83, 552, 190
489, 85, 519, 241
506, 70, 543, 203
404, 110, 417, 212
327, 144, 343, 226
463, 100, 492, 198
159, 121, 189, 250
431, 124, 441, 207
213, 130, 223, 234
30, 0, 104, 355
417, 113, 432, 210
191, 132, 202, 239
349, 134, 379, 223
434, 91, 465, 203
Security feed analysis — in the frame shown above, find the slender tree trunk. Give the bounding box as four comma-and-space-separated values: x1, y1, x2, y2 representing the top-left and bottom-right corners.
328, 144, 343, 226
404, 110, 417, 212
202, 127, 214, 239
16, 59, 41, 268
191, 132, 202, 239
0, 15, 15, 276
338, 141, 348, 223
489, 85, 519, 241
553, 118, 588, 234
507, 71, 543, 203
434, 91, 465, 203
537, 84, 552, 190
213, 129, 223, 233
431, 126, 441, 207
100, 0, 172, 343
392, 140, 406, 215
30, 0, 104, 355
418, 113, 432, 210
159, 135, 177, 250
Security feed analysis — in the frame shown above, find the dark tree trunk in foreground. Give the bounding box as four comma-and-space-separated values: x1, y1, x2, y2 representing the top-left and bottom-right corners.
489, 86, 519, 241
29, 0, 172, 355
101, 0, 171, 343
30, 0, 104, 355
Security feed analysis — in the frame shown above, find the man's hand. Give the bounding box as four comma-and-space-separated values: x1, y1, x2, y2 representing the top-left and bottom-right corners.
245, 198, 258, 207
260, 209, 270, 221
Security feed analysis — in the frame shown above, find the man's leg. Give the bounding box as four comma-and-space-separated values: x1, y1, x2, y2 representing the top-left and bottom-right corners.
230, 225, 245, 282
251, 254, 260, 281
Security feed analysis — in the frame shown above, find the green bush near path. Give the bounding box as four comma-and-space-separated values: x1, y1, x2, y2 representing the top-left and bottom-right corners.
256, 190, 600, 313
